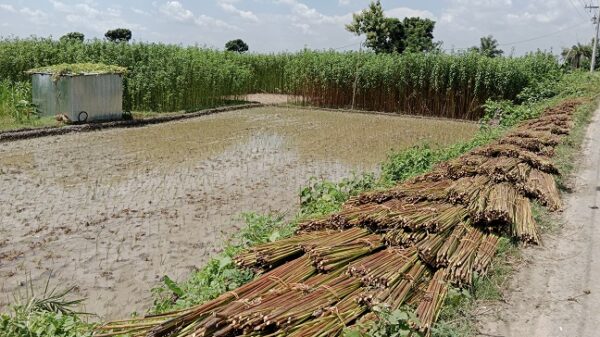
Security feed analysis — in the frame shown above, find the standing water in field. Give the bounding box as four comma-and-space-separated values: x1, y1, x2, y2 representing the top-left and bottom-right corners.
0, 106, 477, 319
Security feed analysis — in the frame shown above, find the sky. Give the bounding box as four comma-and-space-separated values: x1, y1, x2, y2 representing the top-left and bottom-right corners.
0, 0, 597, 55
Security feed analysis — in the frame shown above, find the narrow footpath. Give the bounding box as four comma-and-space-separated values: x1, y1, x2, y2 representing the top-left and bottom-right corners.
476, 107, 600, 336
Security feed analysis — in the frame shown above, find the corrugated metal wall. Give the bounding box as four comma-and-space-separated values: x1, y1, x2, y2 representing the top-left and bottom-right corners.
32, 73, 123, 122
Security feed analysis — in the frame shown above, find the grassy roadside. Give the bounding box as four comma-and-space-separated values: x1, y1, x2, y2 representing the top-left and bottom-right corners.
428, 72, 600, 337
1, 72, 598, 337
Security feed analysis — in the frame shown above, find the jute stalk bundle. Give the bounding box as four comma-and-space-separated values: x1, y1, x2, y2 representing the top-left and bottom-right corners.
480, 182, 519, 224
473, 234, 500, 273
383, 228, 428, 247
446, 176, 492, 204
527, 124, 570, 135
440, 155, 488, 179
507, 130, 561, 147
512, 195, 540, 243
307, 234, 383, 272
472, 144, 558, 174
435, 224, 469, 267
374, 260, 430, 309
285, 292, 367, 337
234, 232, 320, 270
500, 135, 557, 157
518, 168, 562, 211
447, 228, 484, 286
347, 179, 452, 207
478, 157, 522, 182
348, 248, 418, 288
415, 269, 448, 334
229, 275, 362, 334
417, 230, 452, 267
506, 162, 532, 185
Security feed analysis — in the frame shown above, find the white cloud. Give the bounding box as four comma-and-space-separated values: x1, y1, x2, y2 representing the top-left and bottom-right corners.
159, 1, 239, 31
0, 3, 47, 24
159, 1, 195, 22
277, 0, 350, 25
387, 7, 436, 21
20, 7, 48, 22
436, 0, 589, 53
218, 2, 258, 22
50, 0, 144, 34
0, 3, 16, 12
131, 7, 150, 16
275, 0, 353, 35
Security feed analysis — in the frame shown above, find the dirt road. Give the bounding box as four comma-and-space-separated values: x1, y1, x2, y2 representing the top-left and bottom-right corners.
0, 106, 476, 320
477, 108, 600, 336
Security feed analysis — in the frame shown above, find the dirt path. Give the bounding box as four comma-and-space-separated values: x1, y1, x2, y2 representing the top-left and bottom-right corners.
0, 106, 476, 320
476, 107, 600, 336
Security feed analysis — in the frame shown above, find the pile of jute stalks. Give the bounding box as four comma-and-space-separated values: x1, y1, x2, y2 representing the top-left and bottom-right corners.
97, 100, 580, 337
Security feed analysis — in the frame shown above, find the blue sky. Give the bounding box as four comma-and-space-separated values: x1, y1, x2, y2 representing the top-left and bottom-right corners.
0, 0, 596, 55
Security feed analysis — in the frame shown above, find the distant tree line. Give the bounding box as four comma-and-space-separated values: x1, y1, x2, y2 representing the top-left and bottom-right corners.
60, 28, 133, 43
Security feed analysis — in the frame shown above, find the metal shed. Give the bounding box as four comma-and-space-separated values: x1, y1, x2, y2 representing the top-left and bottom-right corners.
31, 71, 124, 123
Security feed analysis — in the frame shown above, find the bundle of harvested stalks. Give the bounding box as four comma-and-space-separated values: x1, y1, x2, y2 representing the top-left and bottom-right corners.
347, 179, 452, 206
512, 196, 540, 243
446, 176, 492, 204
417, 230, 452, 267
348, 248, 418, 288
506, 162, 532, 185
440, 154, 488, 179
286, 292, 367, 337
480, 182, 520, 224
415, 269, 448, 333
472, 144, 558, 174
383, 228, 428, 247
447, 228, 484, 285
435, 224, 469, 267
500, 136, 555, 156
97, 256, 317, 337
234, 232, 319, 269
518, 168, 562, 211
307, 234, 383, 272
374, 260, 430, 309
507, 130, 562, 146
473, 234, 500, 273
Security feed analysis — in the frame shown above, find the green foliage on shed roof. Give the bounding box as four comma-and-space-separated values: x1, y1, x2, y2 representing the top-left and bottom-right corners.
26, 63, 127, 77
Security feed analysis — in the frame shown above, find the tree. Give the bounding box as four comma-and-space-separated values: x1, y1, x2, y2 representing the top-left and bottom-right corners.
225, 39, 249, 53
346, 0, 437, 54
105, 28, 132, 43
60, 32, 84, 43
402, 17, 437, 53
472, 35, 504, 58
562, 43, 593, 69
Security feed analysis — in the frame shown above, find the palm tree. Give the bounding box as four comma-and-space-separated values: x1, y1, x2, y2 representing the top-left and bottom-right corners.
562, 43, 593, 69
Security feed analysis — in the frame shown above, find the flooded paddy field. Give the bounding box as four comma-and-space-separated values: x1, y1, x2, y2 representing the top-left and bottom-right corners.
0, 106, 477, 319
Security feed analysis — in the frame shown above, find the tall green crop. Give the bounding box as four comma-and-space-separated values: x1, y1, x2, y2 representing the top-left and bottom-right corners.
0, 37, 559, 120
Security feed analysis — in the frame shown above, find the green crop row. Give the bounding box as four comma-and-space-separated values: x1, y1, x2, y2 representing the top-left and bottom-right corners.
0, 38, 560, 119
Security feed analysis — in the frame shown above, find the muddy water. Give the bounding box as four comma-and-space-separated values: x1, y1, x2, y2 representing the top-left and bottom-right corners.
0, 107, 477, 319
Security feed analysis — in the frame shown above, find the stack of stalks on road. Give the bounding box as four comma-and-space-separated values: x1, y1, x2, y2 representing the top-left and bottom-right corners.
97, 99, 580, 337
